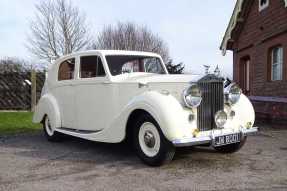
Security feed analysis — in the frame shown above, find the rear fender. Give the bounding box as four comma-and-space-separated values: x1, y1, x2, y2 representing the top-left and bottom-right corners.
33, 94, 61, 128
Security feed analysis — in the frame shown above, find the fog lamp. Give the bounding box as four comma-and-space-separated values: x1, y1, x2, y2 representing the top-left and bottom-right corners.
215, 110, 227, 128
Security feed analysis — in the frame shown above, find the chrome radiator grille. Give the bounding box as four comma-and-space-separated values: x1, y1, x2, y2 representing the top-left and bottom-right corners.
197, 78, 224, 131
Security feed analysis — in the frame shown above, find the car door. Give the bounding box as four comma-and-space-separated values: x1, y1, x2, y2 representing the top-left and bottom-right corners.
53, 57, 76, 129
74, 55, 115, 131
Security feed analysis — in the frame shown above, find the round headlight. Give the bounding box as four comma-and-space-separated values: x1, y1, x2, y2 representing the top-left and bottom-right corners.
228, 83, 242, 104
215, 110, 227, 128
183, 84, 202, 108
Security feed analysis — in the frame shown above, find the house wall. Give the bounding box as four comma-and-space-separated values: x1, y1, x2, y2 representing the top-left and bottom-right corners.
232, 0, 287, 120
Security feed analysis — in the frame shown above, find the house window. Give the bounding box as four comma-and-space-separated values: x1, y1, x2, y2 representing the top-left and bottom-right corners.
239, 56, 250, 94
271, 46, 283, 81
259, 0, 269, 11
58, 58, 75, 81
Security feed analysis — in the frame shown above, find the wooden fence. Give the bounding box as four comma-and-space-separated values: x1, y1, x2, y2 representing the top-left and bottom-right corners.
0, 71, 45, 110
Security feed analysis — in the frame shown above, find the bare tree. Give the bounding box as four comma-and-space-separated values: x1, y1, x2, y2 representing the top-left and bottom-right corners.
27, 0, 90, 62
93, 22, 169, 63
166, 60, 185, 74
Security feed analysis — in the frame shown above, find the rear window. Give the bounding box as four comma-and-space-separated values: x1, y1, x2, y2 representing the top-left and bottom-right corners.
58, 58, 75, 81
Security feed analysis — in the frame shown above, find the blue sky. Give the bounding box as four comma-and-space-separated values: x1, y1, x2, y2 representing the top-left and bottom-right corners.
0, 0, 236, 77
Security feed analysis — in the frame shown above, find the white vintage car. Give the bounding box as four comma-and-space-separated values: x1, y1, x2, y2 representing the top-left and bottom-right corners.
33, 50, 258, 166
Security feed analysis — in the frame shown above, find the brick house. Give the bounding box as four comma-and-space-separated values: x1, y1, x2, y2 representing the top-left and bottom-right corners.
220, 0, 287, 121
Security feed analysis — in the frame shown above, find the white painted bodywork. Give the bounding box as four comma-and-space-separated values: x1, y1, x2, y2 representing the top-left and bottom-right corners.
33, 50, 257, 146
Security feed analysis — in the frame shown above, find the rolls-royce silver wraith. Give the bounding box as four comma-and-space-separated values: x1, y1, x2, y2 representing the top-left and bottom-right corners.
33, 50, 258, 166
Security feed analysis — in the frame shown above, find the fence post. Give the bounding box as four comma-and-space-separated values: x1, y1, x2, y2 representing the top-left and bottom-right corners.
31, 70, 37, 112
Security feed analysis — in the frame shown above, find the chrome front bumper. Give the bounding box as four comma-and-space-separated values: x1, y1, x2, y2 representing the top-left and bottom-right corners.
172, 127, 259, 147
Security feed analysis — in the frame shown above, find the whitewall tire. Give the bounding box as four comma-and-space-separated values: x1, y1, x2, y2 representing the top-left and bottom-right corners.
43, 115, 62, 142
138, 122, 161, 158
133, 113, 175, 166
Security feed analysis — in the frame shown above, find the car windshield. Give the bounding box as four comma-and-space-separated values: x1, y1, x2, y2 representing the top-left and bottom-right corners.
105, 55, 166, 76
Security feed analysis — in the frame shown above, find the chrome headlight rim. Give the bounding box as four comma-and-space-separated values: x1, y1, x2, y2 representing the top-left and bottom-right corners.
183, 84, 202, 109
214, 110, 227, 128
226, 83, 242, 105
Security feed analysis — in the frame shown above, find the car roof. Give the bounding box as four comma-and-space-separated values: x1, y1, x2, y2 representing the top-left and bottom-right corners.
55, 50, 161, 62
48, 50, 164, 78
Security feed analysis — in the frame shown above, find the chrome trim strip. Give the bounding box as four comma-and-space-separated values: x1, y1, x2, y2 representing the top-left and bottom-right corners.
172, 136, 211, 147
242, 127, 259, 136
58, 127, 103, 134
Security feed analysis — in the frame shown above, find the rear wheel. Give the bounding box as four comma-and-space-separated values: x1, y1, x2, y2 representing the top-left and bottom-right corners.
43, 115, 62, 142
133, 113, 175, 166
214, 137, 247, 153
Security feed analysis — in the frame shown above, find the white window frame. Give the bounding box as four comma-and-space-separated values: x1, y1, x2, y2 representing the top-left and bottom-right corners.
259, 0, 269, 12
271, 46, 283, 81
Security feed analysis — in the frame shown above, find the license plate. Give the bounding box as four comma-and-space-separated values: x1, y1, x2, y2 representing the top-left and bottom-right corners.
214, 133, 241, 147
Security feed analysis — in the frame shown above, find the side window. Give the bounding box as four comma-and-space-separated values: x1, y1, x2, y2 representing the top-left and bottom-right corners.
58, 58, 75, 81
80, 56, 106, 78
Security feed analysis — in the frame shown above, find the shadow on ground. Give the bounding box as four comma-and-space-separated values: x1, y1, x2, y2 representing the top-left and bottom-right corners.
0, 131, 223, 168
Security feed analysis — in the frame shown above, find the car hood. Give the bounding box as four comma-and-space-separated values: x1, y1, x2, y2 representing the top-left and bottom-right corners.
113, 73, 203, 103
112, 73, 202, 84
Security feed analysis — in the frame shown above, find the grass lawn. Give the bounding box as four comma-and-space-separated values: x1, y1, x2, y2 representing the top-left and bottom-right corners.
0, 112, 42, 135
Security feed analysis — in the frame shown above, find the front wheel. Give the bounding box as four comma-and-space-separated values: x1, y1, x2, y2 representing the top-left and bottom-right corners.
133, 114, 175, 166
214, 137, 247, 153
43, 115, 62, 142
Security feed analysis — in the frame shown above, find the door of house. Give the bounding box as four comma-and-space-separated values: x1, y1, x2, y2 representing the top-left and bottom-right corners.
239, 58, 250, 95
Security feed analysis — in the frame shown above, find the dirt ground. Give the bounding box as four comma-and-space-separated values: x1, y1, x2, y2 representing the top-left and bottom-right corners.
0, 125, 287, 191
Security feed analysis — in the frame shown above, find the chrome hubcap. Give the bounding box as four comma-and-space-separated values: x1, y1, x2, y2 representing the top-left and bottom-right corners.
144, 131, 155, 148
138, 122, 161, 157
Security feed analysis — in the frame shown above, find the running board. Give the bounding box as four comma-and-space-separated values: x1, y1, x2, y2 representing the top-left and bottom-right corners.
54, 126, 123, 143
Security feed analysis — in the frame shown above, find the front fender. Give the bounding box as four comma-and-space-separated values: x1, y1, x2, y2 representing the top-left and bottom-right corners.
33, 94, 61, 129
231, 94, 255, 127
112, 91, 194, 142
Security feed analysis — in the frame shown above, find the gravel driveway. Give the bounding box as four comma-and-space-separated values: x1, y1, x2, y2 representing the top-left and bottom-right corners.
0, 125, 287, 191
